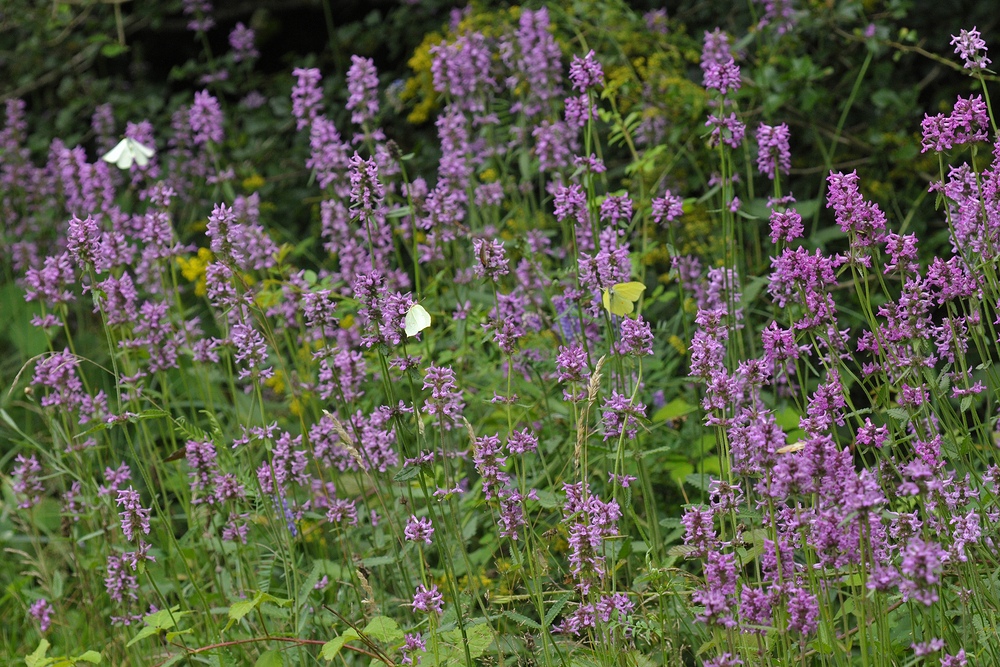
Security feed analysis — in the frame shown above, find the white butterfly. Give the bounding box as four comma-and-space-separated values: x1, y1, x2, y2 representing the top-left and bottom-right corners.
404, 303, 431, 337
101, 137, 156, 170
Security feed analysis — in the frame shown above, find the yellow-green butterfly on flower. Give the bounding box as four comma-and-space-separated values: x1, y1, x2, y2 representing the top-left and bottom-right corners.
101, 137, 155, 170
404, 303, 432, 337
601, 281, 646, 317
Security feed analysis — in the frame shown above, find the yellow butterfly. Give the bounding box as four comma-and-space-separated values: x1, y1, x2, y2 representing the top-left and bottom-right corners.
601, 281, 646, 317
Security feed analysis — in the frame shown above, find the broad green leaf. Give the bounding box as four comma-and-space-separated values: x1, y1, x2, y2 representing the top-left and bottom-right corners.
143, 606, 187, 630
463, 623, 493, 659
393, 465, 421, 482
25, 640, 51, 667
321, 629, 359, 660
254, 650, 284, 667
652, 398, 697, 423
363, 616, 403, 643
258, 593, 293, 608
72, 652, 102, 664
225, 591, 263, 631
127, 625, 162, 647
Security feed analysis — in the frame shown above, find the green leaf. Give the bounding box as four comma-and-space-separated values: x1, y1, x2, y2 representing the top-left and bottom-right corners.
72, 652, 102, 664
502, 611, 542, 631
100, 42, 127, 58
321, 629, 359, 660
393, 465, 421, 482
25, 640, 51, 667
363, 616, 404, 643
225, 591, 263, 631
361, 555, 397, 567
258, 593, 293, 608
684, 474, 713, 491
463, 623, 493, 659
741, 275, 768, 306
143, 606, 187, 630
651, 398, 697, 422
884, 408, 909, 422
667, 544, 699, 558
126, 625, 162, 648
531, 489, 559, 508
254, 650, 284, 667
544, 593, 572, 627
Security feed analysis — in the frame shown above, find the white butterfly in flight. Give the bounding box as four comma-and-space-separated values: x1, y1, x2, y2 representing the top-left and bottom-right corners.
101, 137, 156, 170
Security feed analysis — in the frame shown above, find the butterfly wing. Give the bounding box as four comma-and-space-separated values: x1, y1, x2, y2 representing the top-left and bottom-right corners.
101, 139, 132, 169
612, 292, 634, 316
405, 304, 431, 337
604, 281, 645, 316
613, 281, 646, 301
127, 138, 155, 167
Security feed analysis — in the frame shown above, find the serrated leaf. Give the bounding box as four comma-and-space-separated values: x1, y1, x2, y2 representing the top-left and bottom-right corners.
254, 649, 284, 667
544, 593, 572, 627
225, 592, 262, 631
363, 616, 403, 643
503, 611, 542, 630
321, 629, 359, 660
684, 474, 713, 491
884, 407, 910, 422
667, 544, 700, 558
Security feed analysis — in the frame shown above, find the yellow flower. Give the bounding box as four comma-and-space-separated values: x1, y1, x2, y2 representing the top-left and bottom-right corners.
668, 335, 687, 355
175, 247, 212, 297
242, 173, 265, 192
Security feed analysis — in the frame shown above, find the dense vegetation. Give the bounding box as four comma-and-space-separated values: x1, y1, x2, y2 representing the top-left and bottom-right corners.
3, 1, 1000, 665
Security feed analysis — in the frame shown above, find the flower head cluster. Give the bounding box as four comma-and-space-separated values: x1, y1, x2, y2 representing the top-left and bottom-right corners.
472, 238, 510, 281
921, 95, 990, 153
348, 153, 385, 215
12, 454, 44, 509
346, 55, 379, 126
116, 486, 151, 542
756, 123, 791, 179
951, 27, 991, 70
569, 50, 604, 93
422, 365, 464, 429
411, 584, 443, 614
651, 191, 684, 226
291, 67, 325, 130
404, 515, 434, 544
189, 91, 224, 146
229, 23, 258, 62
29, 599, 53, 633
